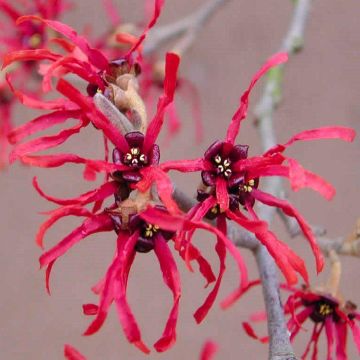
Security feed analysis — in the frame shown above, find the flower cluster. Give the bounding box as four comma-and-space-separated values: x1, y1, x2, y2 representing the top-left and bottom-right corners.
1, 0, 357, 358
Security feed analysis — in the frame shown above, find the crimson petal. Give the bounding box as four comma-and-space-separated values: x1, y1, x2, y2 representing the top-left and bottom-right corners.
33, 177, 118, 206
194, 216, 226, 323
199, 341, 218, 360
251, 188, 324, 273
39, 213, 113, 268
16, 15, 109, 70
113, 231, 150, 353
153, 235, 181, 352
36, 206, 92, 248
143, 53, 180, 152
64, 344, 86, 360
226, 53, 288, 144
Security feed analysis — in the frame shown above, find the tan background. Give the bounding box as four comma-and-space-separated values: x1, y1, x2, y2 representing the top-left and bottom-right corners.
1, 0, 359, 359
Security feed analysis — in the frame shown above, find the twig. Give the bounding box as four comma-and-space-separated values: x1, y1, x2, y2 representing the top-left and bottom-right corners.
280, 213, 360, 257
251, 1, 312, 359
143, 0, 230, 55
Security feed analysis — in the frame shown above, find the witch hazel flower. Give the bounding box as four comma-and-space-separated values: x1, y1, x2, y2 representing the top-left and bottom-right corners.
34, 165, 241, 353
243, 252, 360, 360
0, 0, 69, 168
161, 52, 356, 309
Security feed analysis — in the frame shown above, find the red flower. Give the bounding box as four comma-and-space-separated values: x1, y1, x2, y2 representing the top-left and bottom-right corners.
199, 340, 218, 360
244, 284, 360, 360
160, 52, 356, 299
64, 344, 86, 360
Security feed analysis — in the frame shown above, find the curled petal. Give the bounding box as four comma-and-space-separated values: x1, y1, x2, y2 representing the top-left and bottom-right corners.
36, 206, 92, 248
39, 213, 113, 269
125, 0, 165, 59
113, 232, 150, 353
194, 216, 226, 323
141, 207, 249, 307
143, 53, 180, 152
2, 49, 60, 69
153, 235, 181, 352
56, 79, 128, 152
284, 126, 356, 146
288, 158, 335, 200
16, 15, 109, 70
350, 321, 360, 355
10, 119, 88, 163
180, 243, 216, 287
137, 166, 180, 214
251, 188, 324, 273
226, 53, 288, 144
199, 341, 218, 360
21, 154, 128, 174
8, 110, 82, 144
82, 303, 99, 316
84, 232, 134, 335
335, 322, 348, 360
242, 322, 269, 343
33, 177, 118, 206
6, 74, 75, 110
160, 158, 205, 173
64, 344, 86, 360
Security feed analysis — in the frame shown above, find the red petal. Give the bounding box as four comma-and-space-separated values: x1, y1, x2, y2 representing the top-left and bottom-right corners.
141, 207, 249, 306
33, 177, 117, 206
64, 344, 86, 360
194, 216, 226, 323
56, 79, 128, 152
215, 177, 229, 211
350, 321, 360, 355
82, 303, 99, 316
232, 153, 285, 173
325, 318, 335, 360
223, 210, 308, 306
22, 154, 127, 174
242, 322, 269, 343
45, 260, 55, 295
181, 244, 216, 287
199, 340, 218, 360
288, 158, 335, 200
138, 166, 180, 214
251, 188, 324, 273
8, 110, 82, 145
6, 74, 75, 110
125, 0, 165, 59
10, 119, 88, 163
143, 53, 180, 152
160, 158, 205, 172
284, 126, 356, 146
39, 214, 113, 268
16, 15, 109, 70
335, 322, 348, 360
83, 232, 133, 335
226, 53, 288, 144
36, 206, 92, 248
153, 236, 181, 352
2, 49, 60, 69
113, 231, 150, 353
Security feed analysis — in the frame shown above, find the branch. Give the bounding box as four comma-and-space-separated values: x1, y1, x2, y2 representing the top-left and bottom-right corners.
251, 1, 312, 359
143, 0, 230, 55
280, 213, 360, 257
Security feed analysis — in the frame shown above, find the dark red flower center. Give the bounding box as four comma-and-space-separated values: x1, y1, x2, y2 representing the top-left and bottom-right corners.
213, 154, 232, 178
305, 297, 339, 323
123, 147, 148, 168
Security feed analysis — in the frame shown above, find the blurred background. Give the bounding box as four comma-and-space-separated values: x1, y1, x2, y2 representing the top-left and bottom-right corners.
0, 0, 359, 359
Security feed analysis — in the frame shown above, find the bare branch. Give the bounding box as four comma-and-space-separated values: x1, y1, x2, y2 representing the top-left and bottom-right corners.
250, 1, 312, 359
143, 0, 230, 55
